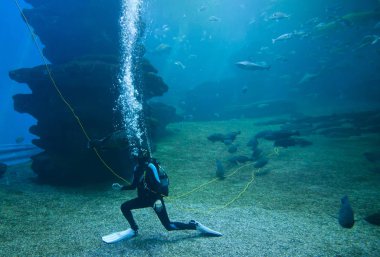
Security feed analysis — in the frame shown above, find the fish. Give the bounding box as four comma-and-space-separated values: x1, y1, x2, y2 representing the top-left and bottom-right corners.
198, 5, 207, 12
364, 212, 380, 226
338, 195, 355, 228
208, 16, 221, 22
207, 133, 226, 143
174, 61, 186, 69
215, 159, 225, 179
341, 11, 380, 24
357, 35, 380, 49
251, 148, 262, 161
152, 43, 172, 54
267, 12, 290, 21
246, 137, 259, 150
228, 155, 251, 165
88, 130, 129, 150
297, 72, 319, 85
274, 138, 312, 148
272, 33, 293, 44
235, 61, 271, 71
227, 144, 238, 153
255, 130, 300, 141
254, 158, 268, 168
207, 131, 241, 144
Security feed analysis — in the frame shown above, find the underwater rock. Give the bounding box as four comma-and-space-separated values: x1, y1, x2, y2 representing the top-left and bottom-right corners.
145, 102, 180, 138
0, 163, 7, 178
9, 57, 172, 184
21, 1, 122, 63
9, 2, 176, 185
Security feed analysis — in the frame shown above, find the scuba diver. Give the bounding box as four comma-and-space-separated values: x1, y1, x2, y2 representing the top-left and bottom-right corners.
101, 148, 222, 243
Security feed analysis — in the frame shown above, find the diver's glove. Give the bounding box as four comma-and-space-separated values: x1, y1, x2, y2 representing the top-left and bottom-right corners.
112, 183, 123, 190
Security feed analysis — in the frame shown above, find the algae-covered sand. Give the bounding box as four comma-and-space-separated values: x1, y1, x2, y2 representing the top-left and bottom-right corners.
1, 118, 379, 256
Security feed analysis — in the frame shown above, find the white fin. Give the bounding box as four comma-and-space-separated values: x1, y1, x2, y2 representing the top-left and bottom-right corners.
195, 221, 223, 237
102, 228, 136, 243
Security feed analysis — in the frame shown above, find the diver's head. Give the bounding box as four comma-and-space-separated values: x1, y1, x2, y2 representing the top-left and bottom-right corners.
131, 148, 150, 164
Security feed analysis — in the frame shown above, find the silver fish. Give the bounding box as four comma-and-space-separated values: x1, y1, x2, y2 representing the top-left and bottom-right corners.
272, 33, 293, 44
235, 61, 271, 71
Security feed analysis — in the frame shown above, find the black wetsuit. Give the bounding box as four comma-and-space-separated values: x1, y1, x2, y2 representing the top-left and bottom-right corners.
120, 162, 196, 232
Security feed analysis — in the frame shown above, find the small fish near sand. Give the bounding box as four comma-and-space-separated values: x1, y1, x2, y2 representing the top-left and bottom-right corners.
255, 129, 300, 141
246, 137, 259, 150
338, 195, 355, 228
251, 148, 263, 161
207, 131, 241, 144
227, 144, 238, 153
253, 158, 268, 169
274, 138, 312, 148
364, 212, 380, 226
235, 61, 271, 71
215, 159, 225, 179
228, 155, 251, 165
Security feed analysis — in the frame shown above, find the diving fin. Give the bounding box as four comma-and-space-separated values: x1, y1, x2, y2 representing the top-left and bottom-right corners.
102, 228, 137, 243
192, 220, 223, 237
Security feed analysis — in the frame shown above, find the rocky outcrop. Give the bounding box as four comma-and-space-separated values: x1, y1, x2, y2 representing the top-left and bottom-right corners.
9, 1, 176, 185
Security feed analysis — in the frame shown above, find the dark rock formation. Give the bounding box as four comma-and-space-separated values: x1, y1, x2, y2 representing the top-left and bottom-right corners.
9, 1, 176, 185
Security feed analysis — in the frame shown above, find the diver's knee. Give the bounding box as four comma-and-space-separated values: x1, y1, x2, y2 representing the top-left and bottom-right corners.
121, 202, 131, 212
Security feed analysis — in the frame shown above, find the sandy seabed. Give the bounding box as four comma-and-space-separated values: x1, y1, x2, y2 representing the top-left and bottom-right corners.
1, 117, 379, 257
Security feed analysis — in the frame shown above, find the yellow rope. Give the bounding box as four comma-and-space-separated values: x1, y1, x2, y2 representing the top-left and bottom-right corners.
167, 162, 254, 201
179, 167, 258, 214
14, 0, 282, 212
170, 146, 281, 214
13, 0, 130, 184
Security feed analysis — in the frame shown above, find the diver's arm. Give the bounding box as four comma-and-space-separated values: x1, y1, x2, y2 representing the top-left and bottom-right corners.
121, 183, 136, 190
112, 182, 136, 190
116, 166, 138, 190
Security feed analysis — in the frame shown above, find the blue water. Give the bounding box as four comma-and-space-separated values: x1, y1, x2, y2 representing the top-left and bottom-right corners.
0, 1, 40, 144
1, 0, 380, 142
